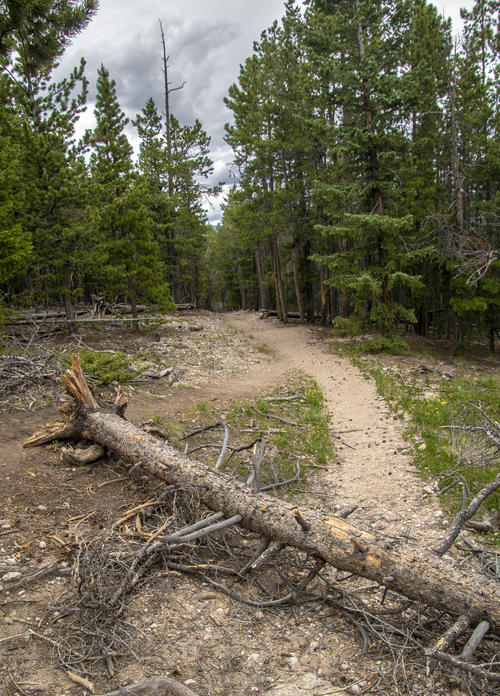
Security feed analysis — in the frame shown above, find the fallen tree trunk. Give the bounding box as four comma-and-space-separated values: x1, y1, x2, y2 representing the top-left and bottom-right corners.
25, 356, 500, 633
259, 309, 301, 319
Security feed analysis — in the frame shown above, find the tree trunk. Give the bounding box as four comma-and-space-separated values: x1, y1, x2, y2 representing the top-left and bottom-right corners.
292, 245, 305, 323
129, 292, 140, 333
320, 266, 328, 326
237, 265, 246, 310
24, 356, 500, 633
449, 56, 465, 237
63, 293, 74, 321
269, 235, 287, 323
255, 245, 268, 311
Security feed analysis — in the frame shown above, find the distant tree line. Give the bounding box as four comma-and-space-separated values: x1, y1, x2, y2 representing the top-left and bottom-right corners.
208, 0, 499, 350
0, 0, 218, 319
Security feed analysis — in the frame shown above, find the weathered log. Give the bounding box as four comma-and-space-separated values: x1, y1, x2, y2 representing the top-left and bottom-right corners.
95, 676, 200, 696
61, 443, 105, 465
259, 309, 301, 319
7, 315, 168, 326
24, 356, 500, 633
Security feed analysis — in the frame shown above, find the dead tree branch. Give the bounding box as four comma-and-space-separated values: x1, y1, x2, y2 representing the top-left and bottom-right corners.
435, 402, 500, 555
24, 356, 500, 633
95, 676, 200, 696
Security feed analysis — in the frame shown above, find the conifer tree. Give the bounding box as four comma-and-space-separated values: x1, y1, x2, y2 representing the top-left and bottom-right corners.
0, 74, 31, 300
0, 0, 98, 68
306, 0, 425, 336
134, 97, 217, 305
0, 0, 97, 315
205, 188, 260, 311
87, 66, 173, 314
449, 0, 500, 349
4, 50, 95, 315
225, 1, 319, 321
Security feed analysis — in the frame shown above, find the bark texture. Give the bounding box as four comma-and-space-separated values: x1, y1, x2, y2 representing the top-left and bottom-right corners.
25, 356, 500, 633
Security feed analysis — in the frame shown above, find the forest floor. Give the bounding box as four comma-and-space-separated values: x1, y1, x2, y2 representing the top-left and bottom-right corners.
0, 310, 497, 696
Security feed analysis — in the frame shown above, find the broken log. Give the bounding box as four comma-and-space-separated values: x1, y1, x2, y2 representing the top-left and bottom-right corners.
7, 316, 168, 326
259, 309, 301, 319
24, 356, 500, 633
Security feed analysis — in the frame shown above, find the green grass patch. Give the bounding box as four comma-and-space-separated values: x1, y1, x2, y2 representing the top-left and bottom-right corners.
342, 343, 500, 540
170, 372, 333, 496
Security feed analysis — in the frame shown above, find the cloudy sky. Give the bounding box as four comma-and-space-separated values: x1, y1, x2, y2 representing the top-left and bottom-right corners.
57, 0, 475, 224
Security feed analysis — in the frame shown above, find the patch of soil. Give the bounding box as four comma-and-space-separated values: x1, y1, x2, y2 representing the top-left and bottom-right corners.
0, 311, 485, 696
224, 313, 446, 545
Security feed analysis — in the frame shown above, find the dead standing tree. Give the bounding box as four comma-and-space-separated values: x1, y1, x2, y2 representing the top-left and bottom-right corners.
159, 19, 185, 303
25, 356, 500, 678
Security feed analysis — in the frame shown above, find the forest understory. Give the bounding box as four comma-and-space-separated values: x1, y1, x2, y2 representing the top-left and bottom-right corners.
0, 309, 499, 696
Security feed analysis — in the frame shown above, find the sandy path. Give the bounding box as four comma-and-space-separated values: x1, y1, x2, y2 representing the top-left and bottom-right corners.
224, 311, 444, 545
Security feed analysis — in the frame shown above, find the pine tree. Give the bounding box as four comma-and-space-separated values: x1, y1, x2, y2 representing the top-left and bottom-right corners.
0, 0, 98, 68
306, 0, 425, 336
0, 74, 31, 299
398, 0, 452, 337
134, 97, 168, 194
4, 53, 95, 316
225, 1, 320, 321
205, 188, 260, 311
134, 97, 217, 305
88, 65, 133, 195
0, 0, 97, 315
449, 0, 500, 349
87, 66, 173, 314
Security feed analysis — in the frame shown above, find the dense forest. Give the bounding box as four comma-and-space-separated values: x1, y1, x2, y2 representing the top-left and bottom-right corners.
0, 0, 499, 348
0, 0, 218, 317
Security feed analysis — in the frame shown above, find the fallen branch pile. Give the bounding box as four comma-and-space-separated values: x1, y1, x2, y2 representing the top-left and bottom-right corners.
24, 356, 500, 689
435, 401, 500, 556
0, 338, 62, 406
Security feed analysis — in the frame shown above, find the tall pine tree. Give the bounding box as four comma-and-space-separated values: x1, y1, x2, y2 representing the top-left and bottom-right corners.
86, 66, 173, 314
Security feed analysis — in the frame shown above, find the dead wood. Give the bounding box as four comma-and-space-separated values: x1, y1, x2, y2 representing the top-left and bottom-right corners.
425, 649, 500, 682
95, 677, 200, 696
434, 471, 500, 555
8, 315, 168, 326
259, 309, 301, 319
434, 404, 500, 555
0, 563, 71, 593
24, 356, 500, 636
61, 443, 105, 465
462, 620, 491, 661
250, 404, 298, 426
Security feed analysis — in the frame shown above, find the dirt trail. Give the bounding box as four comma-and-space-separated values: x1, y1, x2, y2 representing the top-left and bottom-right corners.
0, 311, 474, 696
224, 311, 445, 545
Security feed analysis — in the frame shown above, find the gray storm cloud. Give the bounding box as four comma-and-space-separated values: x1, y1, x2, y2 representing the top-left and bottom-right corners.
55, 0, 471, 224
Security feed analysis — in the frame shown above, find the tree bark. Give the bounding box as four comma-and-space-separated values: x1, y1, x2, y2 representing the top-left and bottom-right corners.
269, 235, 287, 323
255, 244, 268, 311
24, 356, 500, 633
237, 265, 246, 310
292, 244, 305, 323
320, 265, 328, 326
63, 292, 74, 321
